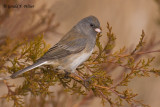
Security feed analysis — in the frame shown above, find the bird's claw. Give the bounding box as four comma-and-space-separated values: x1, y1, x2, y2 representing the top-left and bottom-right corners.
64, 71, 70, 79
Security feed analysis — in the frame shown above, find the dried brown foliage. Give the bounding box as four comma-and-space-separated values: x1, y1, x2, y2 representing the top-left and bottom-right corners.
0, 23, 160, 107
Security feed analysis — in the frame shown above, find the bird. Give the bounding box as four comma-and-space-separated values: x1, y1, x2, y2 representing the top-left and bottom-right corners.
0, 15, 101, 80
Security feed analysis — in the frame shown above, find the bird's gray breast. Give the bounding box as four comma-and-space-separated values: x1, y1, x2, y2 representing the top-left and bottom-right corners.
86, 34, 96, 51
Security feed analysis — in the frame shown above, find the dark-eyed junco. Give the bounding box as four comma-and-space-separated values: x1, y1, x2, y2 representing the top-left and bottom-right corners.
0, 15, 101, 80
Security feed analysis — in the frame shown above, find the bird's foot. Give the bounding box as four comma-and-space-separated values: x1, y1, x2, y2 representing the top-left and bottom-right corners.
73, 73, 95, 88
64, 71, 71, 79
83, 75, 95, 88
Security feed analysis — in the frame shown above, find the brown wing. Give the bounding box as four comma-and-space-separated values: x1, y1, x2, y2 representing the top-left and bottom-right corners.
38, 31, 87, 61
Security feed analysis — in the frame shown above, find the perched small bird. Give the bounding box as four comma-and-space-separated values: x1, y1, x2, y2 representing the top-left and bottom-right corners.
0, 15, 101, 80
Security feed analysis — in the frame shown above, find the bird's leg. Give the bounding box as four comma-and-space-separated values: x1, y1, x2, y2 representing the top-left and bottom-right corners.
85, 75, 95, 82
73, 72, 84, 81
73, 72, 91, 88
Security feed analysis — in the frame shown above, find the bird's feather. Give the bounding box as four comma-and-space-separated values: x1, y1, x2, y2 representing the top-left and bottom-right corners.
0, 16, 100, 80
39, 31, 87, 60
10, 61, 48, 78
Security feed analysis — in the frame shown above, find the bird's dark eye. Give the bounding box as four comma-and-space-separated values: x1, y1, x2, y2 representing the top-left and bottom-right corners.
90, 24, 94, 27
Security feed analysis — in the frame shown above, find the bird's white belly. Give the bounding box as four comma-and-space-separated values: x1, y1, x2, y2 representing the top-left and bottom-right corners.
70, 50, 93, 72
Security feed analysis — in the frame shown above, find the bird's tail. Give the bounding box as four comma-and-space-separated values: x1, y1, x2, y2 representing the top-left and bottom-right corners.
0, 61, 48, 80
10, 61, 48, 79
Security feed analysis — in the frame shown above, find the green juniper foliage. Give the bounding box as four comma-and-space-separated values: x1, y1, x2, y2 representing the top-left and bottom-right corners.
0, 23, 160, 107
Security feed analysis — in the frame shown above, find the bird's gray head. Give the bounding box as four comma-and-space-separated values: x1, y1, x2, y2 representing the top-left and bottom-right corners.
74, 16, 101, 37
